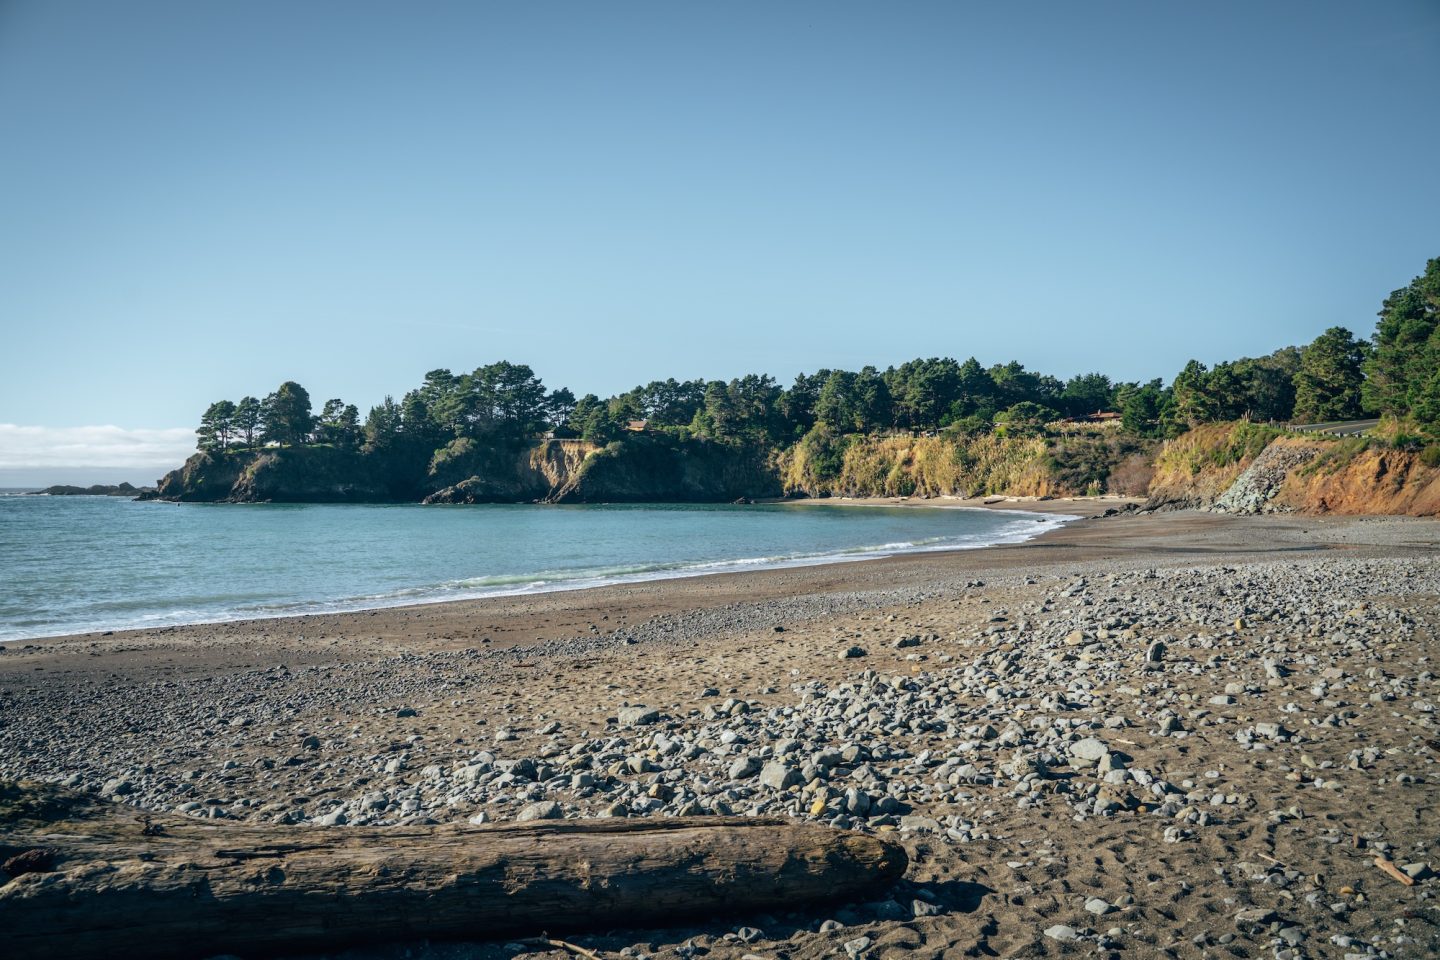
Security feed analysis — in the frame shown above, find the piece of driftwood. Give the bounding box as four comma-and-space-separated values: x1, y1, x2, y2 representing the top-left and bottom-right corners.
0, 781, 906, 960
1374, 856, 1416, 886
517, 937, 607, 959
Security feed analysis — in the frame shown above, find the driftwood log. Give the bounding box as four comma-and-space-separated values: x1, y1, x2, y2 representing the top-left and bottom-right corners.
0, 781, 907, 960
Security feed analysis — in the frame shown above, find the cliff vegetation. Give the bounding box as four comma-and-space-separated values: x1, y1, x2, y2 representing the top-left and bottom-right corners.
149, 256, 1439, 513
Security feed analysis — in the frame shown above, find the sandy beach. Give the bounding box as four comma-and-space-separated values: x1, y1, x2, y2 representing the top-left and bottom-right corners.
3, 507, 1439, 959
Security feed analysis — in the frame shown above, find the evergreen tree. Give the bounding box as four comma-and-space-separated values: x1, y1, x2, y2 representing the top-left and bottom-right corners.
1231, 348, 1300, 422
316, 398, 362, 447
951, 357, 998, 420
1293, 327, 1367, 423
261, 381, 314, 445
694, 374, 785, 444
196, 400, 236, 451
1059, 372, 1115, 418
477, 361, 550, 438
363, 396, 403, 452
398, 390, 444, 448
778, 371, 828, 438
418, 369, 465, 437
569, 394, 623, 443
886, 358, 963, 431
1204, 362, 1247, 421
1169, 360, 1219, 428
545, 387, 577, 429
638, 378, 706, 428
814, 368, 891, 434
1363, 257, 1440, 424
987, 361, 1043, 409
607, 391, 645, 426
232, 396, 262, 447
1116, 380, 1166, 436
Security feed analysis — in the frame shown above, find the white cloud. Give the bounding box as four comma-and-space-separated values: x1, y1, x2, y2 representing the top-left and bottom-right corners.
0, 424, 195, 469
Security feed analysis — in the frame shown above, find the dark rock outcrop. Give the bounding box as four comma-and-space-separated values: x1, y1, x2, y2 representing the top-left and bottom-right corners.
149, 451, 251, 502
29, 483, 152, 497
551, 434, 782, 503
147, 436, 785, 505
422, 438, 594, 503
150, 448, 396, 503
231, 448, 396, 502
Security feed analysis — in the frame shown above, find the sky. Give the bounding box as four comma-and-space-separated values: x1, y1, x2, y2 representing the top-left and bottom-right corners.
1, 1, 1438, 484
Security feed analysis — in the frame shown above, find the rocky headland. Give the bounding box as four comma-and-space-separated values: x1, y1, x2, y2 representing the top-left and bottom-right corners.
147, 435, 781, 505
27, 482, 154, 497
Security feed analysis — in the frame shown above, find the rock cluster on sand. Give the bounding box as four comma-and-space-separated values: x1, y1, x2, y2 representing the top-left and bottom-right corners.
2, 516, 1438, 959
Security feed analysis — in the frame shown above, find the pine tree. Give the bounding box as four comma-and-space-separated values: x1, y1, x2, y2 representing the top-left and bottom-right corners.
232, 396, 262, 447
261, 381, 314, 445
196, 400, 237, 451
1293, 327, 1367, 423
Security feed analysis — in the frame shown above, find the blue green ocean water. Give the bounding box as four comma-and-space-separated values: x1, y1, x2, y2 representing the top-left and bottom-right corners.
0, 495, 1064, 643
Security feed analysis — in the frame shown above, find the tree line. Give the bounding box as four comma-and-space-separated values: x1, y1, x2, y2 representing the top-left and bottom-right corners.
195, 256, 1440, 455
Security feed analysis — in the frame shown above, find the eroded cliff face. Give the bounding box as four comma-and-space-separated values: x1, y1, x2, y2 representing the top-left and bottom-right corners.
1143, 424, 1286, 511
551, 434, 782, 503
422, 439, 597, 504
530, 439, 594, 495
1273, 446, 1440, 515
150, 451, 249, 502
778, 433, 1154, 500
1144, 424, 1440, 517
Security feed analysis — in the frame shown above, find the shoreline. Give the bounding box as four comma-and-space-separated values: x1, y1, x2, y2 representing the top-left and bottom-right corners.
762, 492, 1141, 516
2, 498, 1101, 648
5, 508, 1433, 671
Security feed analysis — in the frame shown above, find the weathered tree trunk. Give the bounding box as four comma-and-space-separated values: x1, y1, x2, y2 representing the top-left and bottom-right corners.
0, 781, 906, 960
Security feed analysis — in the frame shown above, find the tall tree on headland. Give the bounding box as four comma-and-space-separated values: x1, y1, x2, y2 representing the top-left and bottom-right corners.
196, 400, 236, 451
474, 361, 550, 439
315, 399, 362, 448
233, 396, 262, 447
262, 381, 314, 445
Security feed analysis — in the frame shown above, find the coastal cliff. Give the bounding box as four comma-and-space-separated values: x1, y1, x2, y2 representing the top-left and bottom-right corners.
149, 421, 1439, 515
551, 434, 780, 503
149, 448, 399, 503
147, 436, 776, 505
1145, 422, 1440, 516
779, 431, 1154, 500
422, 438, 596, 503
776, 422, 1439, 516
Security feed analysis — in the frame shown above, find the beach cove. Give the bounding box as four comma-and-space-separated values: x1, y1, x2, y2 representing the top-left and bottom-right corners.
3, 507, 1438, 958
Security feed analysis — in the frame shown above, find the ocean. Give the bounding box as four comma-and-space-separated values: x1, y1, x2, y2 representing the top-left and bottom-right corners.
0, 494, 1064, 643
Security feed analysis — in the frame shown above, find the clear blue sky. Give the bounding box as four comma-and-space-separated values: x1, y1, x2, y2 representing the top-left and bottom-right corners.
1, 1, 1437, 481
